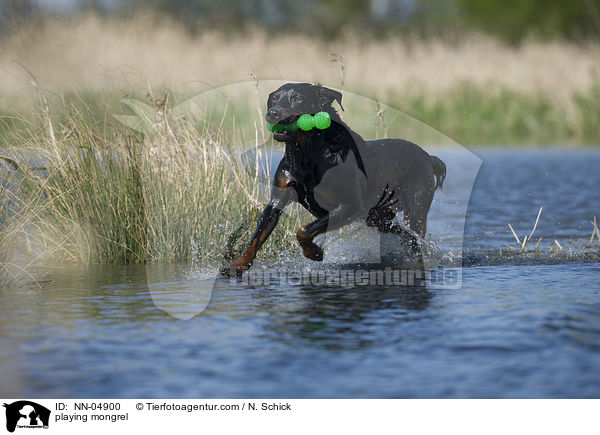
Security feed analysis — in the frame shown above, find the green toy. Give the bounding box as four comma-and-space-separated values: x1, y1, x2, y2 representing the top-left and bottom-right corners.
266, 111, 331, 133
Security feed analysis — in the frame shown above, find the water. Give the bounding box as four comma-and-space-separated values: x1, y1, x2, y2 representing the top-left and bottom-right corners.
464, 149, 600, 250
1, 149, 599, 398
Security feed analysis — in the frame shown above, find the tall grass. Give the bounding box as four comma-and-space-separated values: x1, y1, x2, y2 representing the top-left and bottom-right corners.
0, 149, 51, 286
574, 82, 600, 143
0, 158, 18, 286
1, 12, 599, 146
0, 95, 305, 272
2, 14, 599, 100
399, 84, 594, 145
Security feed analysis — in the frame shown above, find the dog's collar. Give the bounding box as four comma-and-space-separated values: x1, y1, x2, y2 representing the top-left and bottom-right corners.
267, 111, 331, 133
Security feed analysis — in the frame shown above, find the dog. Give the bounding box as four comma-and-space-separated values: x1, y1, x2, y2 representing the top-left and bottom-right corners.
224, 83, 446, 276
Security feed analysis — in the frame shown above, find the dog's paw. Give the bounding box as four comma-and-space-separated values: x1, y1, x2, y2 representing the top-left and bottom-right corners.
301, 242, 324, 261
220, 261, 249, 277
220, 266, 234, 277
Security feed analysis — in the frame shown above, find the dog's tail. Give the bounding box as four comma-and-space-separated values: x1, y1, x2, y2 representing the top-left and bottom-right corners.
430, 155, 446, 191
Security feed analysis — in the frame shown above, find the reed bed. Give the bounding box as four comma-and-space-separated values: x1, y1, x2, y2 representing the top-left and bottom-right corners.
0, 94, 305, 277
2, 14, 599, 100
1, 13, 599, 145
0, 157, 21, 286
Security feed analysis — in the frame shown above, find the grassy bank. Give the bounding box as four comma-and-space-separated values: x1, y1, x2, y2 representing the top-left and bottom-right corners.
1, 13, 599, 145
399, 83, 600, 145
2, 81, 600, 148
0, 96, 308, 281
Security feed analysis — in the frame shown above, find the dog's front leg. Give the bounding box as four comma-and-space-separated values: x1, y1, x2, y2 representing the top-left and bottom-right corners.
224, 188, 291, 276
296, 204, 359, 261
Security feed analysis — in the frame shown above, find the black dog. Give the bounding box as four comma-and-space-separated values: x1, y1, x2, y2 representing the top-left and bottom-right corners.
224, 83, 445, 276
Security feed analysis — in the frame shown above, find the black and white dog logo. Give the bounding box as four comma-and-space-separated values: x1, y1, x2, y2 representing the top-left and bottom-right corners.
3, 401, 50, 433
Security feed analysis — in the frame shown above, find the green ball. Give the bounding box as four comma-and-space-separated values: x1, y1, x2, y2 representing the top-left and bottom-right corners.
266, 121, 275, 132
297, 114, 314, 131
314, 111, 331, 129
285, 122, 298, 132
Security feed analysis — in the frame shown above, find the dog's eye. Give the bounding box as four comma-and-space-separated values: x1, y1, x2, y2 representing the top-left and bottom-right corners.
294, 96, 303, 103
271, 93, 279, 103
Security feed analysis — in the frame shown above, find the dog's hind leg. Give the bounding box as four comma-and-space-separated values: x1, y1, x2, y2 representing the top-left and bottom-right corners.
364, 187, 423, 264
397, 186, 435, 265
403, 190, 433, 237
367, 206, 421, 263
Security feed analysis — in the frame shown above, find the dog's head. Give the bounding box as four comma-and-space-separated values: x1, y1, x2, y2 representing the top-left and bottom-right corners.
266, 83, 343, 142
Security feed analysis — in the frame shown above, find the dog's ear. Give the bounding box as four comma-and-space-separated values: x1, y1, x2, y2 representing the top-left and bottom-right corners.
318, 86, 344, 112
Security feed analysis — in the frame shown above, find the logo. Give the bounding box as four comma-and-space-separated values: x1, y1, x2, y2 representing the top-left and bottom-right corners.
3, 401, 50, 433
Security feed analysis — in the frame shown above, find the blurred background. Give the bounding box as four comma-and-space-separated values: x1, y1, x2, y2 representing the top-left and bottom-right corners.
4, 0, 600, 41
1, 0, 599, 144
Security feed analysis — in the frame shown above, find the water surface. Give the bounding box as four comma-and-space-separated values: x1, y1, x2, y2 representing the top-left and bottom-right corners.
1, 149, 599, 398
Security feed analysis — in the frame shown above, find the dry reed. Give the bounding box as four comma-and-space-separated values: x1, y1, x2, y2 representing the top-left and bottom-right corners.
1, 13, 598, 105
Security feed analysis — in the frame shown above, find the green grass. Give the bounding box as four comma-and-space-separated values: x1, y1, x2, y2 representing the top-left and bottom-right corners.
574, 82, 600, 144
2, 82, 600, 149
390, 83, 600, 146
0, 95, 306, 274
0, 159, 14, 286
